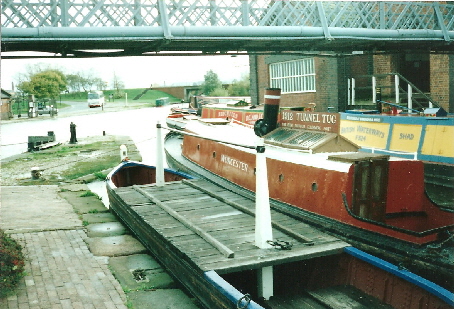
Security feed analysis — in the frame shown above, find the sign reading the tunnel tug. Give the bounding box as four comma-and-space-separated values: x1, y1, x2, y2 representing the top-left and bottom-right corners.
278, 111, 339, 133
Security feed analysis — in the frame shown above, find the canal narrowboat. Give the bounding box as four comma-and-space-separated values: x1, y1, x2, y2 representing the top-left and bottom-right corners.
106, 160, 454, 309
164, 90, 454, 291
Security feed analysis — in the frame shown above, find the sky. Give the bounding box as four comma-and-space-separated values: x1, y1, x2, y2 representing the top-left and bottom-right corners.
0, 53, 250, 91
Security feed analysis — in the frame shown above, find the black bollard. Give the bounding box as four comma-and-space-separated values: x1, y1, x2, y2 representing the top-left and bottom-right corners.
69, 122, 78, 144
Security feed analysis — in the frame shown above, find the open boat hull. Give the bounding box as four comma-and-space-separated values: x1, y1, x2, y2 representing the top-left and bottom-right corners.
106, 161, 454, 308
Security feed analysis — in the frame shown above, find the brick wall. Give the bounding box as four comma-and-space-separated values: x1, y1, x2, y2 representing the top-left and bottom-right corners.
255, 55, 339, 111
450, 55, 454, 113
348, 54, 371, 87
1, 98, 12, 120
152, 86, 187, 101
373, 54, 398, 98
254, 53, 453, 113
314, 57, 338, 111
430, 54, 451, 112
256, 55, 269, 105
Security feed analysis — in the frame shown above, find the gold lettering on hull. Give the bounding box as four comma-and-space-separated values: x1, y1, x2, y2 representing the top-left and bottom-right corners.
220, 154, 248, 172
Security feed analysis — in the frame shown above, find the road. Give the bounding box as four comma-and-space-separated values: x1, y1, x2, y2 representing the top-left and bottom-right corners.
58, 100, 90, 115
1, 101, 184, 163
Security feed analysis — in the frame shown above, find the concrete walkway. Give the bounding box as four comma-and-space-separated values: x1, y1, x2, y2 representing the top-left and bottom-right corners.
0, 185, 127, 309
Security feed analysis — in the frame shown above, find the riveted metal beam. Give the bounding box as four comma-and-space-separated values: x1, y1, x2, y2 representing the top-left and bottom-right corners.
158, 0, 172, 40
316, 1, 332, 41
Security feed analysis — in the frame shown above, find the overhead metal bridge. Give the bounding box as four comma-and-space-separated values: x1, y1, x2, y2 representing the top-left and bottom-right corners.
1, 0, 454, 58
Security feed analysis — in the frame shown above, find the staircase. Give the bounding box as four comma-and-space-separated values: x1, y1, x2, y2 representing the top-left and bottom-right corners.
133, 88, 151, 100
348, 73, 440, 112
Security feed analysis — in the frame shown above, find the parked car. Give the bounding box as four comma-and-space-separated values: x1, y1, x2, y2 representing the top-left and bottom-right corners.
37, 101, 58, 116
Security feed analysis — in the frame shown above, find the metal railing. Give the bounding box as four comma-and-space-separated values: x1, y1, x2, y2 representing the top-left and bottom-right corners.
348, 73, 439, 111
2, 1, 453, 36
2, 0, 454, 30
3, 1, 453, 55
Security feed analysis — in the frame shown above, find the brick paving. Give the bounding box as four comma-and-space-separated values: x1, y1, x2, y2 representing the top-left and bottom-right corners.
0, 186, 128, 309
0, 229, 127, 309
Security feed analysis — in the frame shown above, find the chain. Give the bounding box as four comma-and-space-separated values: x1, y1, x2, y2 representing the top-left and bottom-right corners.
236, 294, 251, 309
267, 239, 293, 250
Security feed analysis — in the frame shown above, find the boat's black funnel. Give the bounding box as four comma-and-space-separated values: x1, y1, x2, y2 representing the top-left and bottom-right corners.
254, 88, 281, 137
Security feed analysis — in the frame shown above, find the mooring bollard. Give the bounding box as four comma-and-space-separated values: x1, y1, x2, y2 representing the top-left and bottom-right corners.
120, 145, 128, 161
31, 167, 41, 179
69, 122, 77, 144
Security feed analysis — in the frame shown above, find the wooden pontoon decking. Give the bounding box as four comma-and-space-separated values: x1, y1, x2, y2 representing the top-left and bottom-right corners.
110, 178, 349, 275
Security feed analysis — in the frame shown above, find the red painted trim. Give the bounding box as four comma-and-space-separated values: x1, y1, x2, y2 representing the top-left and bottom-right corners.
181, 134, 453, 245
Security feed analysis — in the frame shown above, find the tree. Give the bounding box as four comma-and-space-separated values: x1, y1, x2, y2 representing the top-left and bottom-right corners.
112, 72, 125, 98
201, 70, 223, 95
66, 74, 82, 93
228, 73, 250, 96
18, 70, 67, 100
93, 77, 106, 91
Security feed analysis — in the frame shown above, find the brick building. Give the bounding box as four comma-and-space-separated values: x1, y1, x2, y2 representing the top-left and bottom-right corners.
1, 89, 13, 120
250, 53, 453, 113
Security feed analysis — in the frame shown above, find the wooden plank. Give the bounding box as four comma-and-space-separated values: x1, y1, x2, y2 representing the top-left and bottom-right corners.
179, 205, 243, 221
307, 285, 393, 309
198, 242, 348, 273
133, 185, 235, 258
183, 179, 315, 244
267, 294, 327, 309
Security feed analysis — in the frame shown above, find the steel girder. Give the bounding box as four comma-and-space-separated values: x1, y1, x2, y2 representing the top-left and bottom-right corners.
2, 0, 454, 57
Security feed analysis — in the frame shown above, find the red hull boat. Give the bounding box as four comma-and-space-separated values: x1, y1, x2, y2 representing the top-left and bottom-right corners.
164, 90, 454, 290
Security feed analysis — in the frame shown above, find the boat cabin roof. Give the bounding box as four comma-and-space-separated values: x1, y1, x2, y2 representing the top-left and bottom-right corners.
265, 127, 359, 153
184, 119, 410, 173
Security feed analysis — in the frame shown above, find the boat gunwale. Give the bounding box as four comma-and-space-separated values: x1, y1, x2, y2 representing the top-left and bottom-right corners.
341, 193, 454, 237
106, 160, 195, 189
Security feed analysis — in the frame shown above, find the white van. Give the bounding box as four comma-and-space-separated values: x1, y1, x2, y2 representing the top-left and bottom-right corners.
88, 91, 105, 108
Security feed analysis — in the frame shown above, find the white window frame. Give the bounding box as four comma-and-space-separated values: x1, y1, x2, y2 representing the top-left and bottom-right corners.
269, 58, 316, 93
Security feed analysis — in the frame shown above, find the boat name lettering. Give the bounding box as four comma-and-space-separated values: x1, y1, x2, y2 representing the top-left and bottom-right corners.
341, 127, 355, 134
357, 125, 385, 138
245, 114, 261, 122
220, 154, 248, 172
399, 133, 414, 140
297, 113, 320, 123
355, 135, 366, 141
217, 110, 239, 119
282, 111, 294, 121
279, 112, 339, 133
281, 112, 338, 125
322, 114, 337, 124
346, 115, 381, 123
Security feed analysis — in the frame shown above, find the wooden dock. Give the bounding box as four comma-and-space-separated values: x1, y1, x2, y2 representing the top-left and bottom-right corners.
110, 178, 349, 276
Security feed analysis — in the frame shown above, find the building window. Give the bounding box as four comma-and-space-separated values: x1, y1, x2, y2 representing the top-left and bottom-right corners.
269, 58, 315, 93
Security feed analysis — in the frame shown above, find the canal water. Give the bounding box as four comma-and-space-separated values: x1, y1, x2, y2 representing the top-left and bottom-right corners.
87, 180, 110, 208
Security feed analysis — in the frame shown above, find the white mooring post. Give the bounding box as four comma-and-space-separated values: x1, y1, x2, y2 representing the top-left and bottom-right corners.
120, 145, 128, 161
408, 84, 413, 111
156, 121, 165, 186
395, 74, 400, 104
372, 76, 377, 104
255, 137, 274, 300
